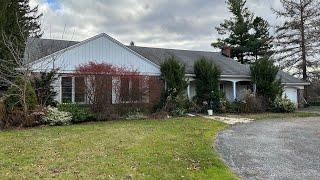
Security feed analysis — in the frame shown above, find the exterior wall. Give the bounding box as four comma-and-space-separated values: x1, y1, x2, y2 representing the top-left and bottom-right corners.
148, 76, 163, 107
33, 34, 163, 114
53, 75, 62, 103
297, 89, 307, 108
54, 74, 162, 112
222, 82, 248, 101
283, 86, 305, 106
223, 82, 233, 100
188, 81, 197, 100
51, 74, 303, 109
32, 34, 160, 75
237, 83, 251, 100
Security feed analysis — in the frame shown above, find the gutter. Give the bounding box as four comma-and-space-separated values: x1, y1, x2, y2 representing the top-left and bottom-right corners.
185, 73, 251, 78
282, 82, 310, 86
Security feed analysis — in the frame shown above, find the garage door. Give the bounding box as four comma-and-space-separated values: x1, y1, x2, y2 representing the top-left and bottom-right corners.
284, 87, 298, 104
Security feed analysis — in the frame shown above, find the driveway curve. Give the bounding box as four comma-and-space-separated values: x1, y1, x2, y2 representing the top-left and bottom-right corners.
215, 117, 320, 180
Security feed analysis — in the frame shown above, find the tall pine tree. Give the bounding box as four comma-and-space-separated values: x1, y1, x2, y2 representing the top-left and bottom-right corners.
273, 0, 320, 81
0, 0, 42, 89
0, 0, 42, 67
249, 17, 273, 60
212, 0, 272, 64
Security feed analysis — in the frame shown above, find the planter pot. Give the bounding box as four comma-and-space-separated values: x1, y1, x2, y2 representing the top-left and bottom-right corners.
207, 109, 213, 116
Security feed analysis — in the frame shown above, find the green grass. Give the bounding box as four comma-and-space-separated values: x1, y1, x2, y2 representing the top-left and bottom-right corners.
0, 117, 237, 179
226, 111, 319, 120
300, 106, 320, 113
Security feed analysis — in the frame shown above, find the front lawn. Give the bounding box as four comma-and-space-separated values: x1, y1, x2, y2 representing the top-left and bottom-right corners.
0, 117, 236, 179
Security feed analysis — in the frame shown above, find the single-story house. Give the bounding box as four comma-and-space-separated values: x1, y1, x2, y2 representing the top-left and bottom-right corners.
25, 33, 309, 107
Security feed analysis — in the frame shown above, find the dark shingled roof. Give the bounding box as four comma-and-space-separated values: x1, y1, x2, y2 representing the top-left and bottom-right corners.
24, 38, 79, 63
25, 38, 307, 84
127, 46, 250, 76
126, 46, 307, 84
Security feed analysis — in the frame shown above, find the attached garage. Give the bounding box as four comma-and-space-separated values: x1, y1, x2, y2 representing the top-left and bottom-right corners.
283, 85, 307, 107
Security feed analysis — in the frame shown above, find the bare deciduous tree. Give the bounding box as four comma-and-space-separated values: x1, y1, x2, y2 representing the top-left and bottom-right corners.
0, 32, 34, 115
0, 29, 70, 116
273, 0, 320, 81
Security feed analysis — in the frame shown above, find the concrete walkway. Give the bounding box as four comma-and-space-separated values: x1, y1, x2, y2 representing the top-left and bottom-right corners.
203, 115, 254, 125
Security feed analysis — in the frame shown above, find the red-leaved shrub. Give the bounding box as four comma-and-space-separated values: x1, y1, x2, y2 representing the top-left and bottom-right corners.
74, 62, 162, 120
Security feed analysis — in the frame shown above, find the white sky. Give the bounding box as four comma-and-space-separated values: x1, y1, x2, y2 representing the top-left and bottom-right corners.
30, 0, 283, 51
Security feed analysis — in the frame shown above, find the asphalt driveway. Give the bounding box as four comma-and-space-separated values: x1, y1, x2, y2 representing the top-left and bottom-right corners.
215, 117, 320, 180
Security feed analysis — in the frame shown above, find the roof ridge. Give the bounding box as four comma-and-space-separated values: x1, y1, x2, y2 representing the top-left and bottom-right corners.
30, 37, 80, 43
32, 37, 218, 54
128, 45, 220, 54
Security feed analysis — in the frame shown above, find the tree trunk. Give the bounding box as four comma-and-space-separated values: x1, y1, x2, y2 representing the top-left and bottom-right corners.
300, 15, 307, 81
300, 2, 308, 101
22, 81, 28, 117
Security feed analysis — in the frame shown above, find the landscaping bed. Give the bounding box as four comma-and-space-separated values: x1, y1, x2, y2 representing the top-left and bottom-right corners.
0, 117, 237, 179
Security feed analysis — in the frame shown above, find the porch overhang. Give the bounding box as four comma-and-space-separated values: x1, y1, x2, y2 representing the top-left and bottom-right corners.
186, 74, 253, 101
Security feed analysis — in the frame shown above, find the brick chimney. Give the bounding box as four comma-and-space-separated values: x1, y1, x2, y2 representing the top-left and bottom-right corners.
221, 44, 231, 58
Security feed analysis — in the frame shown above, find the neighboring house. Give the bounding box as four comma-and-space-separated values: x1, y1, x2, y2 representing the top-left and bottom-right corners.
25, 33, 309, 107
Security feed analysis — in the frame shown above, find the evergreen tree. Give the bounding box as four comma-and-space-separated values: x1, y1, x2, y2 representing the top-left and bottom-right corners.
158, 56, 188, 114
160, 56, 187, 97
250, 58, 283, 105
0, 0, 42, 78
212, 0, 272, 64
273, 0, 320, 81
33, 70, 58, 107
194, 58, 221, 112
249, 17, 273, 60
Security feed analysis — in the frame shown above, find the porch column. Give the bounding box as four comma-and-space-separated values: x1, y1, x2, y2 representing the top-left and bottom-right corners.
233, 81, 237, 100
253, 83, 257, 94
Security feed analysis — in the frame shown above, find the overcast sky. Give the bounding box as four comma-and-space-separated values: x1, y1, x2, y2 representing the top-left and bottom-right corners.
30, 0, 283, 51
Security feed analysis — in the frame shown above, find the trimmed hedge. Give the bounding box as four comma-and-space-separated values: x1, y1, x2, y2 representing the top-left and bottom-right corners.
58, 103, 95, 123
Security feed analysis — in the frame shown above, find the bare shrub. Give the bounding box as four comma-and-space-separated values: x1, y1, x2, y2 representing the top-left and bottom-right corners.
242, 92, 267, 113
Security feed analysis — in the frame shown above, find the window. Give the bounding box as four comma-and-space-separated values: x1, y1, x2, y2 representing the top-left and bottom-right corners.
238, 81, 254, 92
61, 76, 87, 103
120, 77, 130, 102
113, 76, 149, 104
75, 76, 86, 103
61, 77, 72, 103
131, 77, 141, 102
